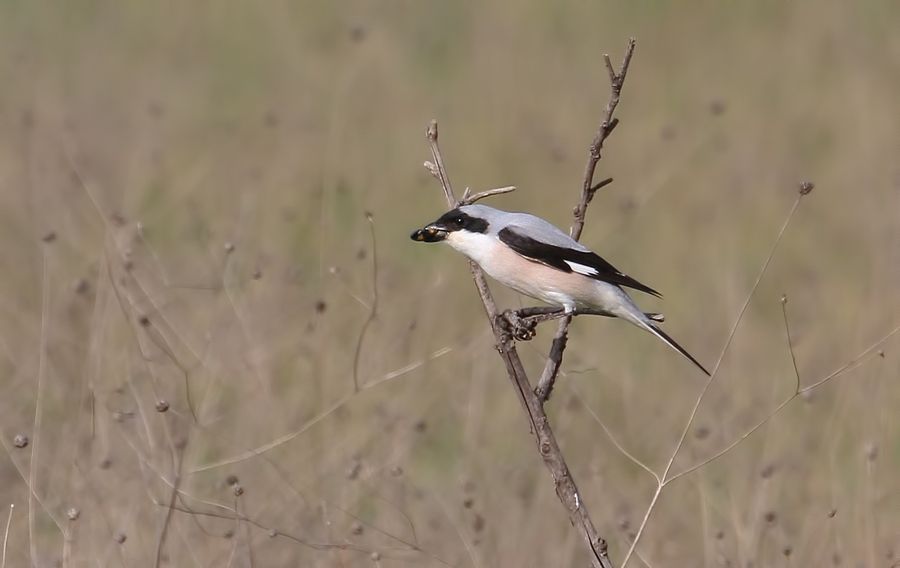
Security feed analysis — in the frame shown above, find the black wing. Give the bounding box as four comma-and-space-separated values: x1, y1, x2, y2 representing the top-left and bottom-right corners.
498, 226, 661, 298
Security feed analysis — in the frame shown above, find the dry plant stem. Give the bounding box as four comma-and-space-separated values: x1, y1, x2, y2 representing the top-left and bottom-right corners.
2, 504, 13, 568
538, 38, 636, 404
189, 344, 456, 473
155, 453, 185, 568
29, 249, 64, 563
621, 193, 805, 567
352, 213, 378, 392
425, 120, 614, 568
667, 304, 900, 484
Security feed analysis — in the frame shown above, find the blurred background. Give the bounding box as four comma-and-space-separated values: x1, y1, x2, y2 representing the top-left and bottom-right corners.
1, 1, 898, 566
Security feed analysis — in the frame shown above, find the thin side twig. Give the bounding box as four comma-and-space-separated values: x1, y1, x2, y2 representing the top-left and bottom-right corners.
461, 185, 517, 205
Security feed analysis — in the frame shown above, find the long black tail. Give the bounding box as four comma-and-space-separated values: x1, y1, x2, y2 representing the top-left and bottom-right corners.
644, 324, 711, 376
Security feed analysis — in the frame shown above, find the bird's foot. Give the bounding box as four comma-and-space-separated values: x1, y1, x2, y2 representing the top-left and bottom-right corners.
498, 309, 538, 341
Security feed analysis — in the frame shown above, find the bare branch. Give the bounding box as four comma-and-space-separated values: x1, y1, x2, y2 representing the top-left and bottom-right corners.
426, 120, 457, 207
538, 38, 637, 403
572, 37, 636, 241
423, 127, 616, 566
420, 55, 641, 565
419, 39, 640, 568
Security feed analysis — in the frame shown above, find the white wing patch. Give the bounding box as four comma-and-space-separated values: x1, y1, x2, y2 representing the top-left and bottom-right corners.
564, 260, 599, 276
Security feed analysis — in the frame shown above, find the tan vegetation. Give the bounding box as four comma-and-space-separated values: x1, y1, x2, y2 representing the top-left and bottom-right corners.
1, 1, 898, 566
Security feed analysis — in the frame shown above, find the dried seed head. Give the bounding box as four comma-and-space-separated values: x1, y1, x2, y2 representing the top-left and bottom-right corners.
13, 434, 29, 448
233, 484, 244, 497
349, 25, 366, 43
155, 400, 169, 413
224, 242, 235, 253
114, 532, 127, 544
42, 231, 57, 243
67, 507, 80, 521
798, 181, 815, 195
865, 442, 878, 462
226, 474, 239, 486
346, 459, 362, 480
350, 522, 363, 535
74, 279, 90, 295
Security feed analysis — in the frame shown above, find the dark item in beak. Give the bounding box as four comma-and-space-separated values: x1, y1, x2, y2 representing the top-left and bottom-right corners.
410, 225, 448, 242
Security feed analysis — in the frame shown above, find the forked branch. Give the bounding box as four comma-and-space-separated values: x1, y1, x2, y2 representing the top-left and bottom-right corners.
421, 38, 637, 568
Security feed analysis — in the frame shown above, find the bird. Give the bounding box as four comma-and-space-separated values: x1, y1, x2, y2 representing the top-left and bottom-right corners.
410, 203, 710, 375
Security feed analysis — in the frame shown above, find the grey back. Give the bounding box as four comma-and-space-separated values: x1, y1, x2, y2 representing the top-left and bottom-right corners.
459, 204, 590, 252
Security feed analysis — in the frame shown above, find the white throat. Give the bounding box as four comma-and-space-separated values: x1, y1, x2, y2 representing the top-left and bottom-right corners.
444, 230, 498, 266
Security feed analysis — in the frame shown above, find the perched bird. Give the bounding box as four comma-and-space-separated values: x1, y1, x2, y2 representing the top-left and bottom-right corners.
411, 204, 709, 375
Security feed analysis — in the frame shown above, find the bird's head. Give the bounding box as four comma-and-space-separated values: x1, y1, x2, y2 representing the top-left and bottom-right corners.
410, 206, 490, 243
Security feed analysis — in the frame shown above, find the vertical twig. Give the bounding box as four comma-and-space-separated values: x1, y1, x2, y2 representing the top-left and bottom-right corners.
352, 212, 379, 392
2, 504, 13, 568
536, 38, 636, 403
29, 249, 51, 565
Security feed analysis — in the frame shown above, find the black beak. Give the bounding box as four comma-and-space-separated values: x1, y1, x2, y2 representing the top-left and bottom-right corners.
410, 224, 448, 242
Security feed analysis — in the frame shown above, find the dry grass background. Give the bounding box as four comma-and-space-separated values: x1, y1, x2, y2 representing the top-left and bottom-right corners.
1, 1, 899, 566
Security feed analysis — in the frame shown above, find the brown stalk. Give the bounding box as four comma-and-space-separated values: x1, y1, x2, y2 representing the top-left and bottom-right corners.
420, 39, 635, 567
